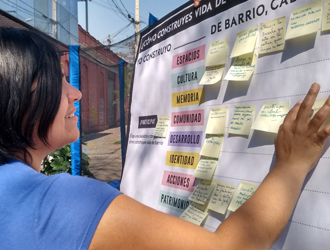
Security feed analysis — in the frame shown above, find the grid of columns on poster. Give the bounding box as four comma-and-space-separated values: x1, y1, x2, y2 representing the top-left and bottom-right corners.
122, 1, 330, 249
151, 0, 330, 225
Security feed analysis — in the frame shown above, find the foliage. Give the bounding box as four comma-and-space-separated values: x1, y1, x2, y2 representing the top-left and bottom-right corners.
41, 145, 93, 177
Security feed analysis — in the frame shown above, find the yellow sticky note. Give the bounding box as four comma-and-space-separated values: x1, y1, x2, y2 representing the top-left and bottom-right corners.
193, 200, 210, 211
229, 105, 256, 136
200, 135, 224, 159
207, 181, 237, 214
230, 25, 259, 58
205, 38, 229, 67
153, 116, 170, 137
188, 179, 217, 205
260, 16, 286, 55
180, 202, 209, 226
286, 0, 322, 40
228, 182, 259, 212
199, 66, 225, 85
322, 0, 330, 31
311, 99, 330, 130
165, 151, 199, 169
193, 157, 218, 180
225, 54, 257, 81
251, 102, 289, 133
172, 88, 204, 108
205, 107, 228, 134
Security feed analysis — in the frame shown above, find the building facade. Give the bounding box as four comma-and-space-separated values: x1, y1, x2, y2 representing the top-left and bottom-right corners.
0, 0, 78, 45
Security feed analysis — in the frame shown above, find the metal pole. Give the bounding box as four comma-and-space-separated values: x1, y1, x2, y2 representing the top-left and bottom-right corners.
86, 0, 88, 32
119, 60, 126, 167
52, 0, 57, 39
135, 0, 140, 56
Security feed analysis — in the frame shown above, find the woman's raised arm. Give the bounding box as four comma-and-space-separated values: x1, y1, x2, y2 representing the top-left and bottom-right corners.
89, 83, 330, 250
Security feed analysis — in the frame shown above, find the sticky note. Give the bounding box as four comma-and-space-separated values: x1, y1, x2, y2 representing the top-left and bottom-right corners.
180, 202, 209, 226
207, 181, 237, 214
228, 182, 259, 212
171, 66, 205, 88
194, 200, 210, 211
286, 0, 322, 40
200, 135, 224, 159
205, 107, 228, 134
162, 171, 195, 192
322, 0, 330, 31
225, 54, 257, 81
172, 88, 205, 108
311, 99, 330, 130
153, 115, 170, 137
229, 105, 256, 135
165, 151, 199, 169
199, 66, 225, 85
259, 16, 286, 55
188, 179, 217, 205
251, 102, 289, 133
193, 157, 218, 180
205, 38, 229, 67
230, 25, 259, 58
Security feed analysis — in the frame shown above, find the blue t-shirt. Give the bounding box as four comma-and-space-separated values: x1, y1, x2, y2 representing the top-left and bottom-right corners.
0, 160, 121, 250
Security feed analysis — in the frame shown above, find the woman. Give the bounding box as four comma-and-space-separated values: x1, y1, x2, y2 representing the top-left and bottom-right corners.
1, 27, 329, 250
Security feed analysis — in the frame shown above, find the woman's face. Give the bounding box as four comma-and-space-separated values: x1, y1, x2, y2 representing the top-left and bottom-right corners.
45, 73, 82, 150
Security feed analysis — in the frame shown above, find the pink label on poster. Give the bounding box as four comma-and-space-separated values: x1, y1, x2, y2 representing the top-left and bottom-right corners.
171, 109, 204, 127
162, 170, 195, 192
172, 45, 205, 69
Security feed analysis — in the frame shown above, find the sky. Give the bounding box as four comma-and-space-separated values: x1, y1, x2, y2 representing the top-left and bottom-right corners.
77, 0, 189, 45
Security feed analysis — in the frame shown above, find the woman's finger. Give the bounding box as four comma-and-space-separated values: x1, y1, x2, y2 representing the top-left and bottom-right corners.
282, 100, 302, 125
310, 96, 330, 135
296, 83, 320, 123
318, 122, 330, 144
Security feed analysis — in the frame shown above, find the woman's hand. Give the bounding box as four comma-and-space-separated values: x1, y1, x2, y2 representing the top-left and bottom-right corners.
275, 83, 330, 175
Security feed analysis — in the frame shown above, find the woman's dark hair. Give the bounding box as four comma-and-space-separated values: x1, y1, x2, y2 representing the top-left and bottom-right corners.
0, 28, 62, 165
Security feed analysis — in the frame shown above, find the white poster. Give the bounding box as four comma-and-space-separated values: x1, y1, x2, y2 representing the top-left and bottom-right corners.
121, 1, 330, 249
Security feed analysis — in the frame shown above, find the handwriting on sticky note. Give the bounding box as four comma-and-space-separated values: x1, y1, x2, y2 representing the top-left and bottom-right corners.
229, 105, 255, 135
322, 0, 330, 31
194, 157, 218, 180
205, 38, 229, 67
230, 25, 258, 58
251, 102, 289, 133
286, 0, 322, 40
200, 135, 223, 159
180, 202, 209, 226
260, 16, 286, 54
188, 179, 216, 205
225, 54, 257, 81
153, 116, 170, 137
228, 182, 259, 212
207, 181, 237, 214
200, 66, 225, 85
205, 107, 228, 134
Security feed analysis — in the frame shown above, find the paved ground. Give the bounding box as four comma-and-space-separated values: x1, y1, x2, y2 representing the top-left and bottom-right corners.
82, 127, 124, 183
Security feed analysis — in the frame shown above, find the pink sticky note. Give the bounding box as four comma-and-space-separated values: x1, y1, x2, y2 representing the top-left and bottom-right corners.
171, 109, 204, 127
162, 170, 195, 192
172, 45, 205, 69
